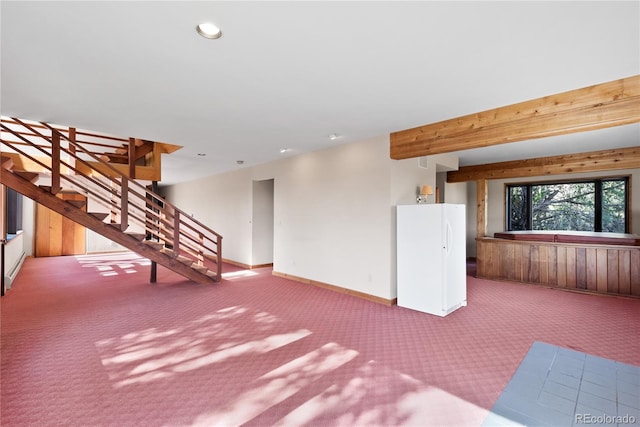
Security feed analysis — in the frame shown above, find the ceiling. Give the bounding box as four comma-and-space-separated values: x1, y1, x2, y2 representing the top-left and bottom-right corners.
2, 1, 638, 185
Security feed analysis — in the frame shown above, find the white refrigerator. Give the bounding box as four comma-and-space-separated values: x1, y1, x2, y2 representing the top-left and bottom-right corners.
396, 203, 467, 316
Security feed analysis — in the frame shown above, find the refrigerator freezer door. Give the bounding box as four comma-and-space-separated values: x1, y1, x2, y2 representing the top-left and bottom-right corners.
397, 204, 444, 315
442, 204, 467, 314
397, 204, 466, 316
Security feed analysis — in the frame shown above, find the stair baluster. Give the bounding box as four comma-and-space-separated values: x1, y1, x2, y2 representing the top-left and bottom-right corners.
1, 116, 222, 283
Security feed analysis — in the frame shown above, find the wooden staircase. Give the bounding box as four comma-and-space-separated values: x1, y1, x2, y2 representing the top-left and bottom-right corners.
99, 138, 154, 164
1, 117, 222, 284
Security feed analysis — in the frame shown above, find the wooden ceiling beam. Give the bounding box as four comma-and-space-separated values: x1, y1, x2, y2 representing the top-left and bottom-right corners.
390, 75, 640, 160
446, 146, 640, 183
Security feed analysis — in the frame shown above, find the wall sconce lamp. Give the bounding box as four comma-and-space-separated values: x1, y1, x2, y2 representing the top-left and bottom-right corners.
416, 185, 434, 204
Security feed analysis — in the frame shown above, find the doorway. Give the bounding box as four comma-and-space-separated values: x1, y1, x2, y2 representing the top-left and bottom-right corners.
251, 179, 274, 267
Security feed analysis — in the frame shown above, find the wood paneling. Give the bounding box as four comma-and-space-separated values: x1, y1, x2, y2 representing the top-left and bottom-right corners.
476, 179, 488, 238
36, 192, 86, 257
447, 147, 640, 182
566, 247, 576, 289
2, 155, 219, 284
607, 250, 619, 294
476, 237, 640, 297
576, 248, 587, 290
619, 251, 631, 295
391, 75, 640, 160
586, 248, 597, 291
631, 251, 640, 296
0, 184, 5, 239
556, 246, 567, 288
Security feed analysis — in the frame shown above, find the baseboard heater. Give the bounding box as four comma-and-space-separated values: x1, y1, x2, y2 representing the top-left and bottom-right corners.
4, 250, 26, 291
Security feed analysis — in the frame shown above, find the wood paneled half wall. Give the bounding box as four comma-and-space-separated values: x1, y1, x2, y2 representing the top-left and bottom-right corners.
477, 237, 640, 297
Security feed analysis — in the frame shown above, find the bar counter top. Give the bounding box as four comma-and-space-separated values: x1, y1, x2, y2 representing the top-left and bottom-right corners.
493, 230, 640, 246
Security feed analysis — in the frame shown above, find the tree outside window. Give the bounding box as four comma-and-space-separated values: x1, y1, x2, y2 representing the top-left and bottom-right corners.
507, 178, 628, 233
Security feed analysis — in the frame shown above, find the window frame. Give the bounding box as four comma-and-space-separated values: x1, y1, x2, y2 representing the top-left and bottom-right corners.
505, 175, 630, 233
6, 187, 23, 235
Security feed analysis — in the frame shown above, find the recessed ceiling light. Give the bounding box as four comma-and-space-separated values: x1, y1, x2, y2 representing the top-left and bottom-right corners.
280, 148, 291, 153
236, 160, 244, 165
197, 153, 206, 156
328, 133, 340, 141
196, 22, 222, 39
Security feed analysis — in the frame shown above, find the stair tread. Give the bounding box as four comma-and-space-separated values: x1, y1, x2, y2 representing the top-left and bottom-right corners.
1, 119, 222, 285
191, 264, 208, 273
125, 232, 146, 241
1, 156, 14, 170
159, 248, 194, 266
108, 223, 130, 231
176, 255, 194, 266
144, 240, 165, 250
39, 185, 57, 192
66, 200, 87, 208
14, 171, 39, 183
88, 212, 109, 221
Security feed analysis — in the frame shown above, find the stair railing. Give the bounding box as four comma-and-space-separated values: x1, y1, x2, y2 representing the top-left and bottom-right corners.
0, 117, 131, 162
0, 117, 222, 280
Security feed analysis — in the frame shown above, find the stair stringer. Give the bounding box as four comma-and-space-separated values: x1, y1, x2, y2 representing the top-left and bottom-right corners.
0, 170, 215, 284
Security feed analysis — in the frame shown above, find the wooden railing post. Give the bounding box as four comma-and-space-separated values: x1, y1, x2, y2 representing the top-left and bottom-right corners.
160, 211, 167, 247
1, 239, 5, 297
217, 237, 222, 280
128, 137, 136, 179
51, 130, 61, 194
476, 179, 488, 238
2, 116, 224, 282
68, 127, 76, 174
173, 211, 180, 256
198, 233, 204, 266
120, 178, 129, 231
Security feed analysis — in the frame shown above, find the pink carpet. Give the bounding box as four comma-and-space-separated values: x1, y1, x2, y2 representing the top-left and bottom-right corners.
1, 253, 638, 426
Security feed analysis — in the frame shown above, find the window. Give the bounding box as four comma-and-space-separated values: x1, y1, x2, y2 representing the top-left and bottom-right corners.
5, 187, 23, 237
506, 177, 629, 233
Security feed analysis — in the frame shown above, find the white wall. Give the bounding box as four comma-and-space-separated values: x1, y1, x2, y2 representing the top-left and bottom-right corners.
164, 167, 255, 265
273, 137, 394, 298
21, 197, 35, 256
163, 133, 639, 300
390, 157, 433, 297
164, 135, 432, 300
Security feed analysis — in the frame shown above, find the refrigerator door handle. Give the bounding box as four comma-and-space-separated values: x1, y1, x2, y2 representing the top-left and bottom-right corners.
446, 222, 453, 256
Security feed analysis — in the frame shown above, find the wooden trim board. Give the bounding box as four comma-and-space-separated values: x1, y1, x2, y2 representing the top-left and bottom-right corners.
272, 271, 397, 306
204, 254, 273, 270
476, 237, 640, 297
447, 146, 639, 182
391, 75, 640, 160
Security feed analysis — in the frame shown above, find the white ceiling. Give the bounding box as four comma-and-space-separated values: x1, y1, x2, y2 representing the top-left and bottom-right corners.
2, 1, 639, 185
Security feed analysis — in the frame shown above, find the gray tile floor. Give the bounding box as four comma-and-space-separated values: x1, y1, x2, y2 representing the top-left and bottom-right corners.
483, 342, 639, 427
